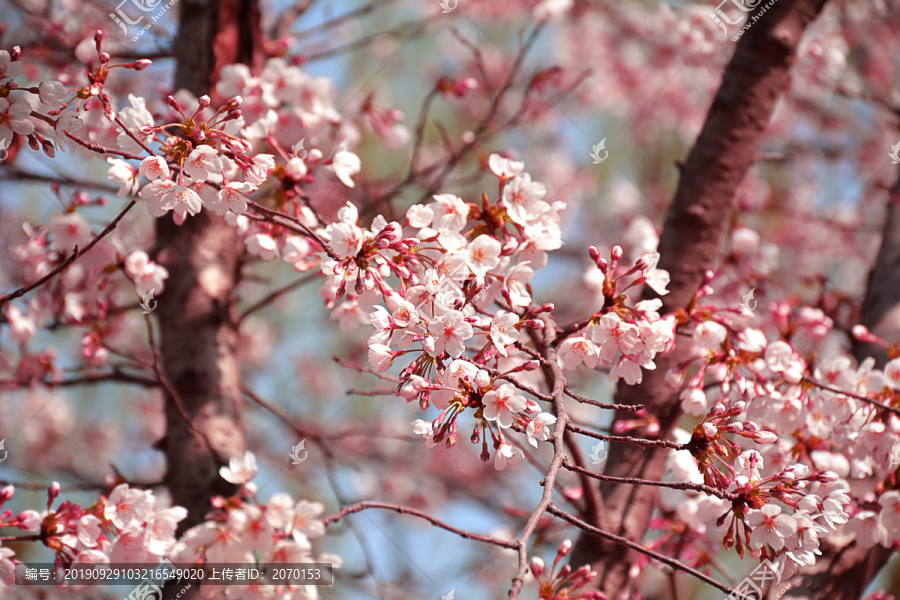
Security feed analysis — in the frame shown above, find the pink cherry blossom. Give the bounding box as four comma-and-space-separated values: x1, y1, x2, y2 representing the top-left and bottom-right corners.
104, 484, 155, 531
139, 156, 170, 181
219, 451, 258, 484
144, 506, 188, 555
106, 158, 138, 197
494, 442, 524, 471
332, 146, 361, 188
746, 504, 798, 551
125, 250, 169, 297
488, 153, 524, 179
558, 336, 600, 370
526, 412, 558, 447
490, 310, 519, 357
428, 310, 474, 357
0, 95, 34, 150
184, 145, 224, 181
0, 49, 22, 85
483, 383, 526, 428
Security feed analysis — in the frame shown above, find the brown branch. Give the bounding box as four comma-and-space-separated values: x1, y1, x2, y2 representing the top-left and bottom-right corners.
546, 504, 735, 596
508, 317, 570, 599
566, 423, 685, 449
246, 200, 339, 261
564, 386, 645, 412
324, 501, 518, 550
561, 459, 738, 501
0, 199, 137, 308
64, 131, 144, 160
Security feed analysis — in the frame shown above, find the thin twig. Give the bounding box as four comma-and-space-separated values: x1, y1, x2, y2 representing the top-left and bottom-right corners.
547, 504, 735, 596
561, 459, 738, 501
509, 317, 568, 600
0, 199, 137, 308
324, 501, 517, 550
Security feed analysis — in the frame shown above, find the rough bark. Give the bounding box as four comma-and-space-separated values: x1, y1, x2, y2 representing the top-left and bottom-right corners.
567, 1, 831, 597
856, 177, 900, 367
775, 173, 900, 600
156, 0, 262, 532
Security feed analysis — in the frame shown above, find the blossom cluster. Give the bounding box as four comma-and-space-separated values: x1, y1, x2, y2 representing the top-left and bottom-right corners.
307, 154, 675, 471
0, 481, 187, 594
650, 291, 900, 576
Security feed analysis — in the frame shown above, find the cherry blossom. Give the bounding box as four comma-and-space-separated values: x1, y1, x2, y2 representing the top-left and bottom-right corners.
219, 451, 258, 484
125, 250, 169, 297
0, 96, 35, 150
104, 484, 155, 530
526, 412, 557, 447
428, 310, 474, 358
483, 383, 527, 428
0, 49, 22, 84
494, 442, 525, 471
332, 146, 361, 188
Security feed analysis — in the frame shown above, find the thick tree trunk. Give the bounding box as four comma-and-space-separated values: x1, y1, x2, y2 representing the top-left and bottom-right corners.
567, 1, 831, 597
156, 0, 262, 532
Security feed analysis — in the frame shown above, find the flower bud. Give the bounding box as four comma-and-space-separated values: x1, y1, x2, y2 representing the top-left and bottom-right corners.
596, 257, 608, 272
10, 46, 21, 60
558, 539, 572, 556
530, 556, 544, 578
0, 485, 14, 502
474, 369, 491, 388
501, 237, 519, 255
611, 245, 623, 261
818, 471, 839, 483
48, 481, 61, 505
198, 95, 211, 108
100, 52, 110, 64
134, 59, 152, 70
167, 95, 182, 112
754, 430, 778, 444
